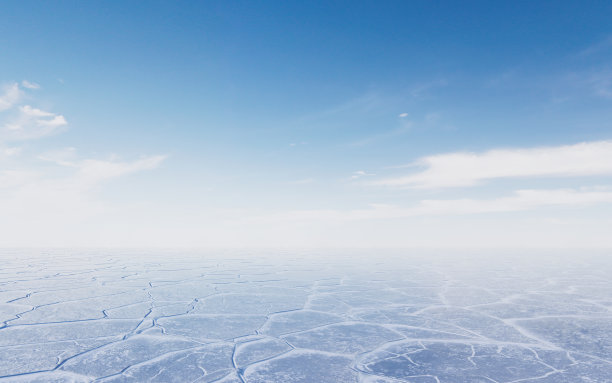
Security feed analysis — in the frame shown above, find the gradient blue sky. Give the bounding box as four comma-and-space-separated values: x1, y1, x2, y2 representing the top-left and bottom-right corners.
1, 1, 612, 247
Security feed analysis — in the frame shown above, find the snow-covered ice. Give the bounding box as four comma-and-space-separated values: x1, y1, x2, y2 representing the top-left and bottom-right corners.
0, 249, 611, 382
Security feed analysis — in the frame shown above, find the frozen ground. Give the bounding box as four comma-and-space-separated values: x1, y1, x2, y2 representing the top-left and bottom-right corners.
0, 249, 611, 382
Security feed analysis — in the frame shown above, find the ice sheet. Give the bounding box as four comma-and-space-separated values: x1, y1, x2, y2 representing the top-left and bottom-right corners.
0, 249, 610, 382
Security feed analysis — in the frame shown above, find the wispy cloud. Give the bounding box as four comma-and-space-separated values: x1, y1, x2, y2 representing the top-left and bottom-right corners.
75, 155, 167, 184
409, 79, 448, 98
348, 110, 447, 147
1, 82, 67, 141
577, 35, 612, 57
582, 70, 612, 98
561, 69, 612, 99
2, 105, 68, 141
0, 81, 168, 233
239, 187, 612, 224
39, 150, 167, 188
350, 170, 375, 179
373, 140, 612, 189
0, 83, 22, 111
21, 80, 40, 90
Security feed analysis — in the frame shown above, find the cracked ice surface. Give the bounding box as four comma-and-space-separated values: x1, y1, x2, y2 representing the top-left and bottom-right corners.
0, 250, 611, 382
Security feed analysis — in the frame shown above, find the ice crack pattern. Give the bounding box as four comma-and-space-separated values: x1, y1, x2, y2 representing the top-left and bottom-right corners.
0, 249, 610, 382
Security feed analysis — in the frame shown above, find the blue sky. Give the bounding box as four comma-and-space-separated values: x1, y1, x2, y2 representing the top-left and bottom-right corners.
1, 1, 612, 247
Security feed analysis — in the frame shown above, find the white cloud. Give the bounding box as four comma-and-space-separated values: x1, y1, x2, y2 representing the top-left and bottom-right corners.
0, 82, 166, 191
0, 83, 22, 111
351, 170, 375, 179
2, 105, 68, 141
21, 80, 40, 89
374, 140, 612, 188
75, 155, 167, 185
398, 112, 409, 118
0, 81, 170, 247
1, 82, 67, 141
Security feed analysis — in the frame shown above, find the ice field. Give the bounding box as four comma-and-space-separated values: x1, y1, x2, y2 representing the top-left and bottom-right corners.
0, 249, 611, 382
